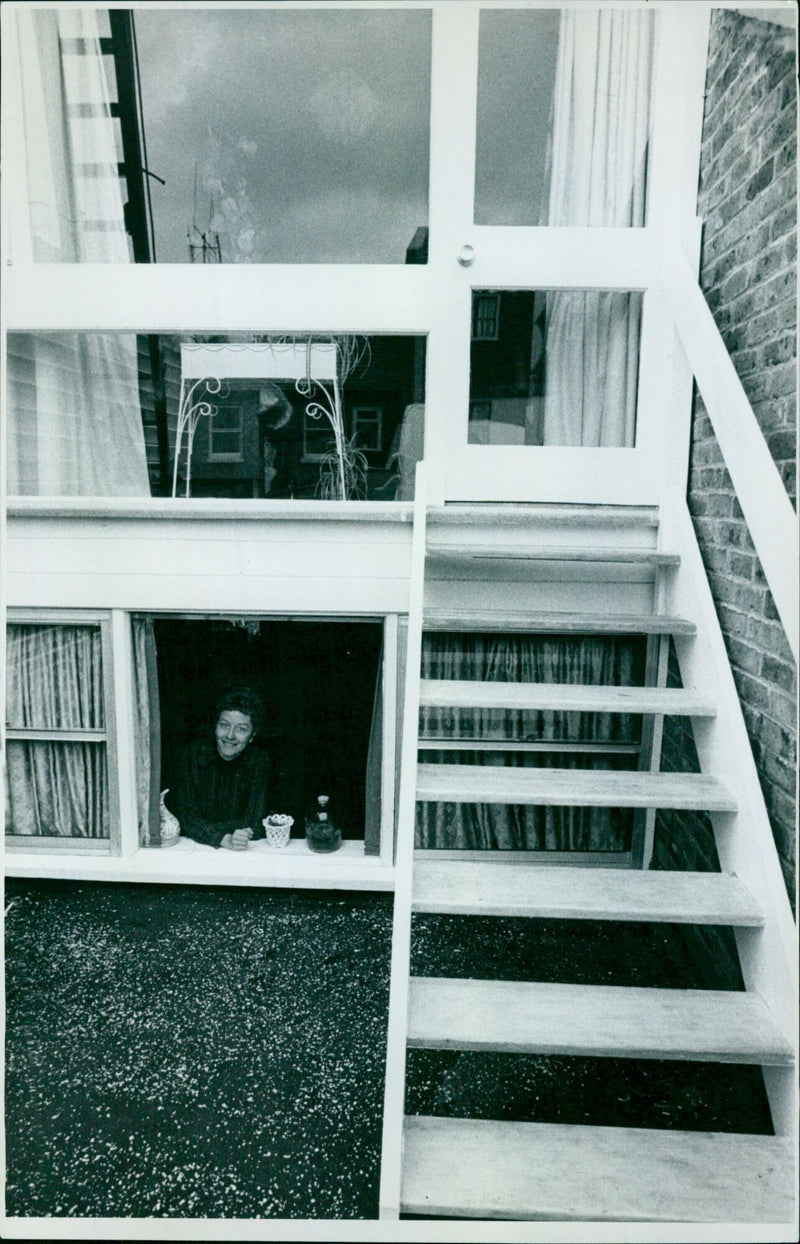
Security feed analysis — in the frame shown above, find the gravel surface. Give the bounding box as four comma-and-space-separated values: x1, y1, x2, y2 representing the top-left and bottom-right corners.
5, 880, 392, 1218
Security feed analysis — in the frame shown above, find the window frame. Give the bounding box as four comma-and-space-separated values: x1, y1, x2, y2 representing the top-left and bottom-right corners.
352, 405, 383, 454
208, 404, 244, 463
3, 0, 710, 511
5, 609, 122, 854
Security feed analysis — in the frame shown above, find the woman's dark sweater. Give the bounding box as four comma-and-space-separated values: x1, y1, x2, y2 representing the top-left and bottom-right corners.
170, 741, 272, 848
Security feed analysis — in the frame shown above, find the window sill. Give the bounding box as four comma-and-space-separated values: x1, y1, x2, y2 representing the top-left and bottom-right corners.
6, 497, 415, 523
5, 835, 395, 891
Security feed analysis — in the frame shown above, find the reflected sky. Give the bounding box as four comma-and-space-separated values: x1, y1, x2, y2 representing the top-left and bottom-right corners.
134, 7, 431, 263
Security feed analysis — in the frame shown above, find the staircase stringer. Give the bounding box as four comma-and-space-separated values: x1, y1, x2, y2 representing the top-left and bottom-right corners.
378, 462, 429, 1220
661, 487, 798, 1138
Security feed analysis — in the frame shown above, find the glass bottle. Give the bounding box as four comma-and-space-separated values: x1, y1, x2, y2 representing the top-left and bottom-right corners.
305, 794, 342, 853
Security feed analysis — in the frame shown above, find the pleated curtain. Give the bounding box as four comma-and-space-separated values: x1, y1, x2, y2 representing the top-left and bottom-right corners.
541, 9, 654, 447
5, 625, 109, 838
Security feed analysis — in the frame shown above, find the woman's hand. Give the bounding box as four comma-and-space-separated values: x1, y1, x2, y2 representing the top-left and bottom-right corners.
221, 827, 254, 851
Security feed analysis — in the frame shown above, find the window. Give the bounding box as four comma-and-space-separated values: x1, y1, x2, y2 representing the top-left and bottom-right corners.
471, 293, 501, 341
468, 289, 642, 447
6, 332, 425, 502
143, 617, 386, 854
5, 616, 118, 850
208, 407, 244, 462
8, 7, 432, 265
474, 8, 655, 226
352, 407, 383, 453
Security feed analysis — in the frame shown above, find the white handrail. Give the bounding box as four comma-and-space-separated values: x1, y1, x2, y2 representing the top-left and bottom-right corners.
663, 240, 798, 663
378, 460, 428, 1220
661, 487, 797, 1137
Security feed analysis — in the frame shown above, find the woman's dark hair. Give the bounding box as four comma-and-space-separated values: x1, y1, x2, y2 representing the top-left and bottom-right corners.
214, 687, 265, 735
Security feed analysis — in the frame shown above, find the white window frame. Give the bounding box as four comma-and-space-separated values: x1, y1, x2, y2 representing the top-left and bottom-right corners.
5, 609, 122, 855
3, 0, 709, 512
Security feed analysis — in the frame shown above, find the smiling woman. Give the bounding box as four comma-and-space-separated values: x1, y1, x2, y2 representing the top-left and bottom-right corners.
167, 687, 273, 850
133, 6, 432, 263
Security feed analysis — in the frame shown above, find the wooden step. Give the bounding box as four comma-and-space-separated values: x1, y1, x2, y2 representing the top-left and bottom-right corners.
411, 860, 764, 925
407, 978, 793, 1065
426, 542, 680, 566
416, 765, 737, 811
426, 504, 661, 529
419, 680, 716, 716
401, 1117, 794, 1221
423, 609, 696, 635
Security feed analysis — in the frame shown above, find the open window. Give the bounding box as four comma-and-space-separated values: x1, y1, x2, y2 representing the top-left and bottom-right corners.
137, 616, 386, 854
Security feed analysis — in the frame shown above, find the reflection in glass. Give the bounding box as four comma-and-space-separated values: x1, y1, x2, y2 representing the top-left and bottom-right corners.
468, 290, 642, 448
135, 8, 432, 263
7, 332, 426, 501
7, 7, 431, 265
475, 8, 654, 227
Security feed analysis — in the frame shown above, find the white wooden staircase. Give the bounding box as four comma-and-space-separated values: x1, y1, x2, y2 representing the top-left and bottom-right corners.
379, 490, 797, 1225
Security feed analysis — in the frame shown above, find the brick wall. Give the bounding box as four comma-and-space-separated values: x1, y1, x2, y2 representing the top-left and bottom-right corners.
688, 9, 797, 901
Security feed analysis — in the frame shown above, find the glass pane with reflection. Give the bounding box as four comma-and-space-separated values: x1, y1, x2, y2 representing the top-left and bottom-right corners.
475, 8, 655, 227
136, 7, 432, 263
467, 290, 643, 448
7, 332, 426, 500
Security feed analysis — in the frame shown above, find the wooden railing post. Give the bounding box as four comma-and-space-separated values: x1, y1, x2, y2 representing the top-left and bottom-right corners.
378, 460, 428, 1219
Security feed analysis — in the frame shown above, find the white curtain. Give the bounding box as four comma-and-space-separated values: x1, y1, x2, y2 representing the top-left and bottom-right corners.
6, 10, 151, 496
5, 625, 109, 838
542, 10, 654, 447
7, 7, 129, 263
132, 617, 162, 846
7, 332, 151, 496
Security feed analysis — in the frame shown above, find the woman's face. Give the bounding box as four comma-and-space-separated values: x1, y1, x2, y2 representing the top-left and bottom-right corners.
215, 710, 255, 760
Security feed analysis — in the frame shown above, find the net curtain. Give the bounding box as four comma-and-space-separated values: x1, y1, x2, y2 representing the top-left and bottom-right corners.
5, 621, 159, 843
416, 634, 642, 852
540, 9, 654, 448
5, 625, 109, 838
6, 8, 150, 496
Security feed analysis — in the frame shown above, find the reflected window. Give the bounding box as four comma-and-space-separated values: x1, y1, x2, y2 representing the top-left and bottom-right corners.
7, 332, 426, 501
468, 290, 642, 448
475, 8, 655, 227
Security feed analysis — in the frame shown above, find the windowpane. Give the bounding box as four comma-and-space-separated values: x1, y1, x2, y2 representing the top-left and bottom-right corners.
8, 7, 431, 264
134, 8, 432, 264
6, 624, 105, 731
7, 332, 425, 501
5, 741, 109, 839
468, 290, 642, 448
5, 620, 109, 842
475, 8, 654, 227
